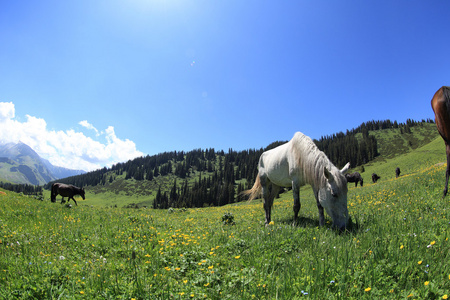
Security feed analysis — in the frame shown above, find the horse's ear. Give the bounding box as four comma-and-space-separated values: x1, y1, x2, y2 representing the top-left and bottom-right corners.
324, 167, 334, 182
340, 162, 350, 174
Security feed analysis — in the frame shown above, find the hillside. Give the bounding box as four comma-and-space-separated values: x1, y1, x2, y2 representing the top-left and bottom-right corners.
368, 122, 439, 160
46, 120, 441, 208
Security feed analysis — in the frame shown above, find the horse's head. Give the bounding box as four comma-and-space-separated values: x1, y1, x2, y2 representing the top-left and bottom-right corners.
80, 188, 86, 200
318, 162, 350, 230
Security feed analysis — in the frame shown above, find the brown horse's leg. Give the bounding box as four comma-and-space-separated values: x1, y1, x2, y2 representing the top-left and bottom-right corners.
444, 143, 450, 198
70, 197, 78, 206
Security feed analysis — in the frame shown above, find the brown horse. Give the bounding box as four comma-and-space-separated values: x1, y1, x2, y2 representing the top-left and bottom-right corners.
431, 86, 450, 198
51, 183, 85, 205
372, 173, 381, 183
345, 172, 363, 187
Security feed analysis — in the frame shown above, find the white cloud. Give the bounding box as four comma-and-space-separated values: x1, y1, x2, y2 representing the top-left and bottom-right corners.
79, 120, 100, 136
0, 102, 144, 172
0, 102, 15, 121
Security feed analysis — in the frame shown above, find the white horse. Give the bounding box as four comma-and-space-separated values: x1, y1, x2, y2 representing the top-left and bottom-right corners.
243, 132, 351, 230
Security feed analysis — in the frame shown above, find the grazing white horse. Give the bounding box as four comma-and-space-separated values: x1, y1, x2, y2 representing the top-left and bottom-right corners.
243, 132, 350, 230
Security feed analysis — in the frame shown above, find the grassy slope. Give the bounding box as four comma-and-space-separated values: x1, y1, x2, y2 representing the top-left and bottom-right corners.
369, 123, 438, 160
1, 128, 450, 299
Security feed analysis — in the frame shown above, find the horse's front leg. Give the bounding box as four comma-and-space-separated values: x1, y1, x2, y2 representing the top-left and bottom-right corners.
444, 144, 450, 198
313, 189, 325, 226
71, 197, 78, 206
292, 183, 301, 224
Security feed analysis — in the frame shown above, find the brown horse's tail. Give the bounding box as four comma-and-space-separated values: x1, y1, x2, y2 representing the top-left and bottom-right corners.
240, 173, 263, 201
50, 183, 57, 202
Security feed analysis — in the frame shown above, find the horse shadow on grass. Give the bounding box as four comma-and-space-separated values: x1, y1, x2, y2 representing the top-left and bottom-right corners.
277, 215, 362, 235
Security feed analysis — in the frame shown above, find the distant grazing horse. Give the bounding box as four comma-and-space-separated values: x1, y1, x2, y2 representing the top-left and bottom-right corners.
51, 183, 85, 205
242, 132, 351, 230
431, 86, 450, 198
372, 173, 381, 183
345, 172, 363, 187
395, 167, 401, 178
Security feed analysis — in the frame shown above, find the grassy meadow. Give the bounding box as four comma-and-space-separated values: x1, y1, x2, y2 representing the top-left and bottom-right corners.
1, 136, 450, 299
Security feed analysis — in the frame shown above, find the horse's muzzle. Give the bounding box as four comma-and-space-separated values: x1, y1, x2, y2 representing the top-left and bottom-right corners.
337, 216, 353, 232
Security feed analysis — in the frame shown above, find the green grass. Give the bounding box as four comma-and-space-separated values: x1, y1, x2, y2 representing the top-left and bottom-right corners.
1, 135, 450, 299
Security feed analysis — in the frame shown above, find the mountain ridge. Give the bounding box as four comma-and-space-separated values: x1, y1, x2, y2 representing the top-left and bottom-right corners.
0, 142, 85, 185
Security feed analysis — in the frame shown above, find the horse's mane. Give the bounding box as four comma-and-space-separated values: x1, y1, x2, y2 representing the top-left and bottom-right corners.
291, 132, 344, 189
443, 86, 450, 102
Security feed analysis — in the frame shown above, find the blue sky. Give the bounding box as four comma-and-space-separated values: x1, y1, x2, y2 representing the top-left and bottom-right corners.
1, 1, 449, 171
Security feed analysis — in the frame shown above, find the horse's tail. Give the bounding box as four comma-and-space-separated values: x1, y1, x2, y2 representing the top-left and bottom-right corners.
50, 183, 56, 202
240, 173, 262, 201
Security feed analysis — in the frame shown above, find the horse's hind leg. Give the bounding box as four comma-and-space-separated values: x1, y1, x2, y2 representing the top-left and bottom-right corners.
261, 177, 278, 225
262, 188, 271, 225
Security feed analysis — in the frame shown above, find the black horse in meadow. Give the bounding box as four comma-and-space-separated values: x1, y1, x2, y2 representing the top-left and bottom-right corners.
51, 183, 85, 205
372, 173, 381, 183
345, 172, 364, 187
395, 167, 401, 178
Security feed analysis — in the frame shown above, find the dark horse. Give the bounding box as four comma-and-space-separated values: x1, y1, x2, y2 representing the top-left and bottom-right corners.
345, 172, 363, 187
395, 167, 401, 178
372, 173, 381, 183
51, 183, 85, 205
431, 86, 450, 198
